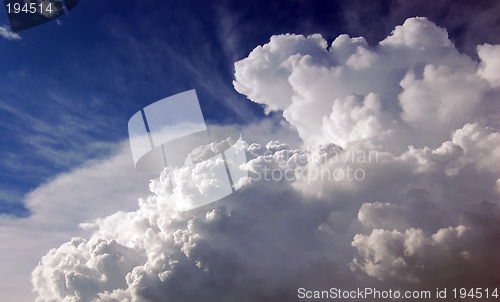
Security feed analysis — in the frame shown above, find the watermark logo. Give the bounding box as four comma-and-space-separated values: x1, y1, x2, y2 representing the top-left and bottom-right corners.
3, 0, 79, 33
128, 89, 248, 211
247, 146, 379, 183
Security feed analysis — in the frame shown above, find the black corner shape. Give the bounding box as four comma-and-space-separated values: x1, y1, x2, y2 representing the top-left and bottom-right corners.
3, 0, 80, 33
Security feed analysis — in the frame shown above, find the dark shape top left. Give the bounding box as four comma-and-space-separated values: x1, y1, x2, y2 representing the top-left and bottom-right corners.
3, 0, 79, 33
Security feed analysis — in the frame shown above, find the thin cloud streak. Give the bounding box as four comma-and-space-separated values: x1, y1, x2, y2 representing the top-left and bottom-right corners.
0, 25, 21, 40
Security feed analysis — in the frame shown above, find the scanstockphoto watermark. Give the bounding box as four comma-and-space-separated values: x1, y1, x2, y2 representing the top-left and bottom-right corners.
248, 149, 379, 183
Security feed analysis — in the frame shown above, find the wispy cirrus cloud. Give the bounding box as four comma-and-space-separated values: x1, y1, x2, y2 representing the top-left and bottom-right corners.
0, 25, 20, 40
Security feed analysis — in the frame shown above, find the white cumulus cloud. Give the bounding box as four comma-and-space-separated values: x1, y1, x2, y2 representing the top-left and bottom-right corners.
234, 17, 498, 151
31, 17, 500, 302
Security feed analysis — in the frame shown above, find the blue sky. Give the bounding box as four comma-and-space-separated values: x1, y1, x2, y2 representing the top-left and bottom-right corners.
0, 0, 266, 217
